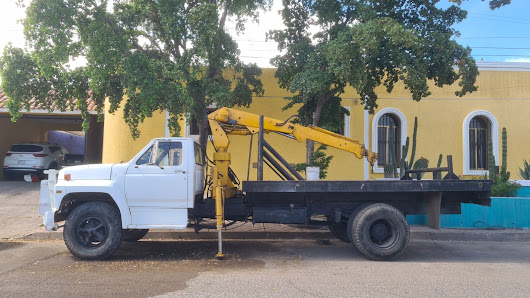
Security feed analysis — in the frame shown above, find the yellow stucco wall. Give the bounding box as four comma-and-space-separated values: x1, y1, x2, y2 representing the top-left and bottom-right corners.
0, 116, 84, 179
101, 68, 530, 181
101, 98, 168, 163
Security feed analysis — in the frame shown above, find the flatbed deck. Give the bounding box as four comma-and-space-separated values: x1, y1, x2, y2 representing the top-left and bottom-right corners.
243, 179, 492, 194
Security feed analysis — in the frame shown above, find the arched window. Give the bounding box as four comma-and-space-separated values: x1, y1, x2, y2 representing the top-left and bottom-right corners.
469, 116, 490, 170
463, 110, 498, 175
372, 108, 407, 173
377, 114, 401, 167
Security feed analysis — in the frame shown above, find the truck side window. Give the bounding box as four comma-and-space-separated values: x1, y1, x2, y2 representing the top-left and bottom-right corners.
167, 142, 182, 166
136, 147, 153, 165
194, 143, 205, 166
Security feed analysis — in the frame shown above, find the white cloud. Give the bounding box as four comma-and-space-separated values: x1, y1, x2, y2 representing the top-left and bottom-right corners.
226, 0, 285, 68
504, 58, 530, 63
0, 1, 27, 52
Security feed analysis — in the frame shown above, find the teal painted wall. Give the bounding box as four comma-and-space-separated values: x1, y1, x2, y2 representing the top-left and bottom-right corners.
516, 186, 530, 197
407, 197, 530, 229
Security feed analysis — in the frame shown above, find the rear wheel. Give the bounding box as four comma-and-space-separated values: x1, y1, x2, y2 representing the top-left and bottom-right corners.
122, 229, 149, 242
348, 203, 409, 261
63, 202, 123, 260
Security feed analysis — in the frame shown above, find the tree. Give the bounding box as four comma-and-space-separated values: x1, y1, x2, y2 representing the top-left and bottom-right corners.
269, 0, 509, 163
0, 0, 270, 150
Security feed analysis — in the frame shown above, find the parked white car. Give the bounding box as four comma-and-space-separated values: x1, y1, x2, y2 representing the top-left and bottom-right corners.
3, 143, 68, 180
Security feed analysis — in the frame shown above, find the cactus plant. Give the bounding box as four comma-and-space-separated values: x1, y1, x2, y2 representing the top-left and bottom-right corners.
409, 117, 418, 167
389, 125, 398, 178
500, 128, 510, 181
412, 157, 429, 178
384, 165, 394, 178
399, 137, 410, 178
488, 138, 497, 179
433, 154, 443, 180
519, 160, 530, 180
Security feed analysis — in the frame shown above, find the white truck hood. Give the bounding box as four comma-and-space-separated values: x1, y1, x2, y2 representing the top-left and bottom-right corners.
60, 164, 115, 180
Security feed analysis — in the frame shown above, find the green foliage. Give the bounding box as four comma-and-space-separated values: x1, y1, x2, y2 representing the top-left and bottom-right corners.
0, 0, 270, 143
491, 175, 521, 197
294, 145, 333, 179
449, 0, 511, 10
269, 0, 509, 162
519, 160, 530, 180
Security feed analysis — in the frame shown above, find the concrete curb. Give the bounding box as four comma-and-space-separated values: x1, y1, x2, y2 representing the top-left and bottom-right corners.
19, 226, 530, 242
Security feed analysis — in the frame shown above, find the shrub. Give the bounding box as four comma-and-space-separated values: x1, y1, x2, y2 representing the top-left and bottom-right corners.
490, 175, 522, 197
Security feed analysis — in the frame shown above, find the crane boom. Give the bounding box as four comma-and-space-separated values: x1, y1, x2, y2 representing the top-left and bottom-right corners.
208, 107, 378, 165
206, 107, 377, 258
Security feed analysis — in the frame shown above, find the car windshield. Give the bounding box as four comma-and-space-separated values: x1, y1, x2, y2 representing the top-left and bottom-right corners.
9, 145, 44, 153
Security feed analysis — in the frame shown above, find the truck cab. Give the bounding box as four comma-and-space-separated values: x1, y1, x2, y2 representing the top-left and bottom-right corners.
40, 137, 204, 234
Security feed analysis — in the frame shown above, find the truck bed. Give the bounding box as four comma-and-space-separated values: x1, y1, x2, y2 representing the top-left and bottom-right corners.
243, 179, 491, 194
242, 180, 492, 222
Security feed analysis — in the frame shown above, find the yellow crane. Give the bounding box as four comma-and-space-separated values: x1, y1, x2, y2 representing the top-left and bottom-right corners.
207, 107, 377, 258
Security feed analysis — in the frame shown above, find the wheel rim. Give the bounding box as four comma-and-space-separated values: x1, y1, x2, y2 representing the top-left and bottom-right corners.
75, 217, 108, 248
368, 219, 399, 249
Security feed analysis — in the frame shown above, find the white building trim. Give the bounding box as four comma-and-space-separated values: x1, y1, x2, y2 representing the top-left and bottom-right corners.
343, 106, 350, 138
371, 108, 407, 174
462, 110, 499, 176
164, 111, 170, 137
363, 108, 370, 180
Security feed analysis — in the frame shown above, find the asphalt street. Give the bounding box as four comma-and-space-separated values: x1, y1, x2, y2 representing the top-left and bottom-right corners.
1, 181, 530, 297
1, 238, 530, 297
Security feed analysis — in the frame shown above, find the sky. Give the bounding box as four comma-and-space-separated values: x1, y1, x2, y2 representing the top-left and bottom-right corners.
0, 0, 529, 69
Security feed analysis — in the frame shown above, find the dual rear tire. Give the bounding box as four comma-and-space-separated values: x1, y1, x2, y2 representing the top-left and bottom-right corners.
329, 203, 410, 261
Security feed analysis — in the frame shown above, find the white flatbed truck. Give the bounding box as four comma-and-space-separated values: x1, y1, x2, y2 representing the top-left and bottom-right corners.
39, 108, 491, 261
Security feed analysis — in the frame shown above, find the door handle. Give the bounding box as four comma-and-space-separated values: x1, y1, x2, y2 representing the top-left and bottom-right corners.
175, 170, 186, 174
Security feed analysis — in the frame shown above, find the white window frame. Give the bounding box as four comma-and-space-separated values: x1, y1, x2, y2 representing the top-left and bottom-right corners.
371, 108, 407, 174
343, 106, 351, 138
185, 105, 217, 141
463, 110, 498, 176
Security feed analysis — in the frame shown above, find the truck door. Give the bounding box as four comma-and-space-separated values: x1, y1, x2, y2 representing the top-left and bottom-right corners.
125, 140, 188, 208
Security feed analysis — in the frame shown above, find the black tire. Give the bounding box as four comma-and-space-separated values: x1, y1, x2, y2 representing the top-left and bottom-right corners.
348, 203, 410, 261
3, 172, 15, 180
329, 223, 350, 243
122, 229, 149, 242
63, 201, 123, 260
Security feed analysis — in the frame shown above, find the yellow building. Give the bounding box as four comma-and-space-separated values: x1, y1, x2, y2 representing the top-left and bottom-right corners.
102, 62, 530, 181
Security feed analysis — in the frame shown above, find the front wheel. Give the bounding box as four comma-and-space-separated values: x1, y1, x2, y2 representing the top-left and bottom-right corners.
348, 203, 410, 261
63, 202, 123, 260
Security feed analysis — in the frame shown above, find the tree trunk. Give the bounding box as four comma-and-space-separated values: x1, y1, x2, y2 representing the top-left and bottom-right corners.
197, 110, 209, 157
306, 100, 325, 163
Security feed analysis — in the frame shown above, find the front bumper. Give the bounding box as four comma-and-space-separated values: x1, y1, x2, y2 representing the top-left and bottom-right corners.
39, 170, 59, 231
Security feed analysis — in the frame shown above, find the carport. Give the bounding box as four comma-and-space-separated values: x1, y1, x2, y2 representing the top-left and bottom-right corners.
0, 88, 103, 180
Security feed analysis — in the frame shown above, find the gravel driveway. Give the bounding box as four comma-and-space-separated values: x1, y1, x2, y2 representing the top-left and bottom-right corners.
0, 181, 42, 239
